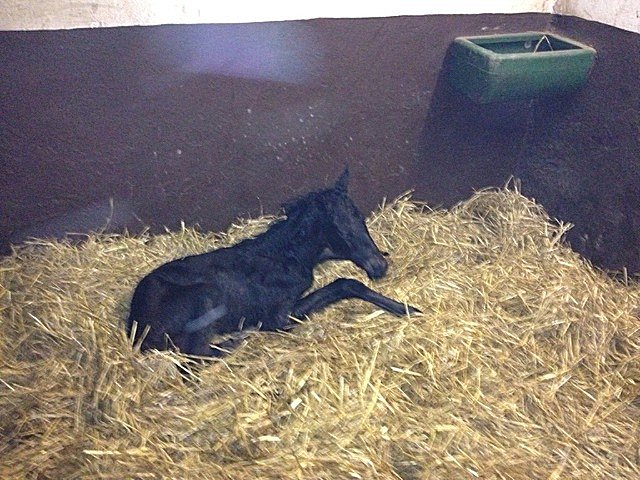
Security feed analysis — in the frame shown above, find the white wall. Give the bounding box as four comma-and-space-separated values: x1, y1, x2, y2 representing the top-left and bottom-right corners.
1, 0, 553, 30
0, 0, 638, 33
554, 0, 639, 33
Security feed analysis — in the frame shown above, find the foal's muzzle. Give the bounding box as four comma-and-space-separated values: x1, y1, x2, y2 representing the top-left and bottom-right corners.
363, 255, 388, 280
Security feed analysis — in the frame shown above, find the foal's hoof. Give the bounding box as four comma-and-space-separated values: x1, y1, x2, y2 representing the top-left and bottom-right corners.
388, 303, 421, 316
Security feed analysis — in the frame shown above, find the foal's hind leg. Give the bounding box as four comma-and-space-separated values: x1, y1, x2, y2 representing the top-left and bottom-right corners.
177, 332, 250, 380
292, 278, 420, 318
185, 331, 251, 358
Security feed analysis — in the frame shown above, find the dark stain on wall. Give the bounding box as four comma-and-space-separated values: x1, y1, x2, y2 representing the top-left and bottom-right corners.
0, 14, 638, 273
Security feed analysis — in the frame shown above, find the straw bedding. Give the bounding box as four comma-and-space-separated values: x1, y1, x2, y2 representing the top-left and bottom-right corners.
1, 187, 639, 479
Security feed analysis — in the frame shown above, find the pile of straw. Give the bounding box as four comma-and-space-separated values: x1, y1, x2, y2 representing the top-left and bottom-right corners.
1, 187, 639, 479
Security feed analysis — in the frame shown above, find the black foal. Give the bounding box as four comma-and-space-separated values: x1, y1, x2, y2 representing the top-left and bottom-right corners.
126, 168, 419, 357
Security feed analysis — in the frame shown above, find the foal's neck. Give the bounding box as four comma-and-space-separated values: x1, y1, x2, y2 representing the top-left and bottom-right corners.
255, 213, 326, 268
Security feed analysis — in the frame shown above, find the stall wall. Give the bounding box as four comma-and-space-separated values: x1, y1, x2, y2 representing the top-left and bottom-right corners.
2, 1, 553, 30
2, 0, 639, 33
0, 11, 639, 273
555, 0, 640, 33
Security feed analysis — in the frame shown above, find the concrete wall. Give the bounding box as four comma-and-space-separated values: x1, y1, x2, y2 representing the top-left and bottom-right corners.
0, 2, 559, 30
2, 1, 637, 32
555, 0, 640, 33
0, 1, 555, 30
1, 1, 555, 30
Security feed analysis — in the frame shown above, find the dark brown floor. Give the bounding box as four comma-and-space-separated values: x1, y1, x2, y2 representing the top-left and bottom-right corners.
1, 14, 638, 273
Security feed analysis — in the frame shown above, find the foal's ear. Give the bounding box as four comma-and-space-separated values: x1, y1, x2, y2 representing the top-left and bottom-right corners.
334, 167, 349, 194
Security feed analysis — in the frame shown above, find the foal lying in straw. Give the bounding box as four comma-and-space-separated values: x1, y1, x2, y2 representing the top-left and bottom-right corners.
126, 169, 419, 357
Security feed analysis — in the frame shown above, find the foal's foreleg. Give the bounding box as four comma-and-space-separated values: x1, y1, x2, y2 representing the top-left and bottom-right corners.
291, 278, 420, 318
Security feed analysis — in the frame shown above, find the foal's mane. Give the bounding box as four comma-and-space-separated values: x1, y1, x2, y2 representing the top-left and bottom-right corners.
267, 168, 348, 243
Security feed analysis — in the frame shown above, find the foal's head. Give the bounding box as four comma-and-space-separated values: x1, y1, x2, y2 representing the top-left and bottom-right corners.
293, 168, 388, 279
